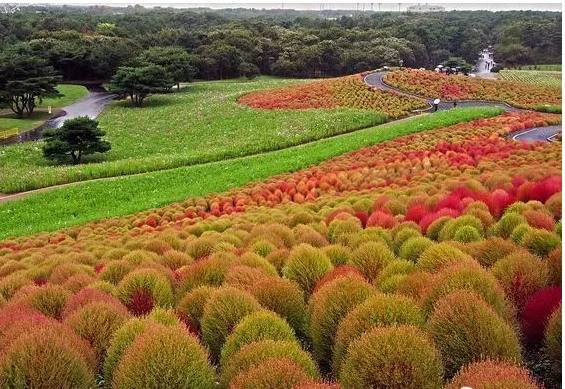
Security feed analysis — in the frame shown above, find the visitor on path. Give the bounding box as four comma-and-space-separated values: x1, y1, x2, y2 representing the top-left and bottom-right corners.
433, 98, 440, 111
453, 101, 458, 108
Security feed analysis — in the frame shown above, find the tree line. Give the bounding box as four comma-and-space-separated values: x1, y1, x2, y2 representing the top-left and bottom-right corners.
0, 6, 561, 82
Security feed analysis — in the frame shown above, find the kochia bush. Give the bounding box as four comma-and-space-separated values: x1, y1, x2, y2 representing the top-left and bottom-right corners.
282, 244, 333, 294
339, 325, 443, 389
446, 360, 541, 389
116, 268, 174, 315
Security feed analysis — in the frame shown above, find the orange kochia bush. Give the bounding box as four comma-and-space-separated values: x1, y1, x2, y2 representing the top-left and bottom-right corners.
384, 69, 561, 109
239, 73, 428, 118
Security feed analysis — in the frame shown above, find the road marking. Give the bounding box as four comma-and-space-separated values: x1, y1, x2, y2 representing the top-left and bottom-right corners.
512, 127, 545, 141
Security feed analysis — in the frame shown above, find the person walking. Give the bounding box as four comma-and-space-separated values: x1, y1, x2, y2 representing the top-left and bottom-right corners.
453, 101, 458, 108
433, 98, 440, 112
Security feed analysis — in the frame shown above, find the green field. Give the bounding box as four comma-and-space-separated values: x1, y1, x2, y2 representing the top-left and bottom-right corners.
0, 84, 88, 133
0, 107, 502, 239
510, 64, 562, 71
499, 69, 562, 88
0, 78, 386, 193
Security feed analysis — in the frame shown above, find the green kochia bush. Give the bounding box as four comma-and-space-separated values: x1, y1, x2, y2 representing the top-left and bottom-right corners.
333, 293, 425, 374
429, 290, 522, 378
439, 215, 484, 241
115, 268, 174, 315
415, 242, 473, 273
282, 244, 333, 294
446, 359, 541, 389
112, 324, 216, 389
399, 236, 433, 262
520, 228, 561, 257
220, 310, 297, 367
544, 305, 562, 384
349, 241, 395, 280
220, 340, 319, 388
201, 286, 261, 359
339, 325, 443, 389
308, 276, 374, 369
229, 357, 310, 389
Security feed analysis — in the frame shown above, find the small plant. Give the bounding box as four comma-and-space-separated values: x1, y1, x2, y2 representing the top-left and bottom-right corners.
446, 359, 541, 389
339, 325, 443, 389
429, 290, 522, 378
112, 324, 216, 389
230, 357, 310, 389
543, 304, 561, 384
282, 244, 333, 294
116, 268, 174, 315
521, 286, 561, 346
176, 286, 215, 334
43, 117, 111, 164
399, 236, 434, 262
349, 241, 395, 280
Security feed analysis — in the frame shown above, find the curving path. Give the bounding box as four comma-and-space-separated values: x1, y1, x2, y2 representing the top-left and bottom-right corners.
363, 71, 561, 142
1, 86, 115, 146
363, 71, 519, 112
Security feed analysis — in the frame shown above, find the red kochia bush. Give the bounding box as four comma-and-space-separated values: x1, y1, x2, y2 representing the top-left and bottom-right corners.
520, 286, 562, 346
312, 265, 365, 293
446, 360, 541, 389
517, 176, 561, 203
229, 357, 310, 389
365, 210, 397, 229
62, 287, 124, 318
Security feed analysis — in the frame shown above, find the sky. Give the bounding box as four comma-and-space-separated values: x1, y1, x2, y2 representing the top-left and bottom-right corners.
6, 1, 562, 11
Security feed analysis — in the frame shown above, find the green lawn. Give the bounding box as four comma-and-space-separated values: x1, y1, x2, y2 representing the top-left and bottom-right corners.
0, 107, 503, 239
0, 78, 386, 193
499, 69, 561, 88
510, 64, 562, 71
0, 84, 88, 133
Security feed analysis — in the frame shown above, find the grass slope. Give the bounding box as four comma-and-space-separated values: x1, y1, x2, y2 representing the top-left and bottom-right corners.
0, 84, 89, 133
0, 78, 386, 193
0, 107, 502, 239
499, 70, 561, 88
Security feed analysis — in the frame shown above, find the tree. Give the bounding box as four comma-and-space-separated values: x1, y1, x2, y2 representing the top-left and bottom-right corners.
139, 46, 197, 90
108, 65, 173, 107
442, 57, 473, 74
238, 62, 260, 79
0, 44, 60, 117
42, 116, 111, 164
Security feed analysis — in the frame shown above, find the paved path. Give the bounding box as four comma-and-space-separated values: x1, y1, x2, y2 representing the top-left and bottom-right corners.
510, 125, 562, 142
1, 86, 115, 145
363, 71, 519, 112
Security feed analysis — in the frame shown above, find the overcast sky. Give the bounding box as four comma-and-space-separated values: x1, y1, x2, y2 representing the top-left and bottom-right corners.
7, 1, 562, 11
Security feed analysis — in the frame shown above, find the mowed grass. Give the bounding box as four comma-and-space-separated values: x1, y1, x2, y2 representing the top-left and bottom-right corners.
511, 64, 562, 71
499, 69, 562, 88
0, 84, 88, 133
0, 77, 386, 193
0, 107, 503, 239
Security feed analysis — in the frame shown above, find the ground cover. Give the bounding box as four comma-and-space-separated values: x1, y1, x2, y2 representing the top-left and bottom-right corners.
0, 84, 88, 133
0, 77, 387, 193
0, 107, 502, 239
511, 64, 562, 71
239, 73, 428, 118
499, 69, 561, 88
384, 69, 561, 110
0, 108, 560, 389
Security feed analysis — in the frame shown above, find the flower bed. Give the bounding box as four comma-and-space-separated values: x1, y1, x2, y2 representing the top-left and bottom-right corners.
384, 69, 562, 110
239, 74, 429, 118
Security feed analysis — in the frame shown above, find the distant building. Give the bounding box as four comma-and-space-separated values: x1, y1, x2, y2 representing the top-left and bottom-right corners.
406, 4, 445, 13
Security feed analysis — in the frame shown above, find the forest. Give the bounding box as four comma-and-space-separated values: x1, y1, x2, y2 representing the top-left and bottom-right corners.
0, 5, 561, 81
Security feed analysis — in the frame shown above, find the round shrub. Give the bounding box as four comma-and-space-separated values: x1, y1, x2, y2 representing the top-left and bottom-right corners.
235, 252, 278, 276
461, 237, 518, 267
230, 357, 310, 389
64, 301, 131, 366
339, 325, 443, 389
544, 304, 561, 383
116, 268, 174, 315
349, 241, 394, 280
265, 248, 289, 272
159, 250, 193, 270
520, 228, 561, 257
494, 212, 527, 239
112, 324, 216, 389
547, 247, 562, 285
416, 242, 474, 273
544, 192, 561, 219
424, 262, 512, 320
176, 286, 215, 334
492, 251, 548, 309
453, 225, 483, 242
446, 360, 540, 389
282, 244, 333, 294
425, 216, 454, 240
399, 236, 433, 262
374, 259, 415, 290
220, 310, 297, 366
309, 276, 373, 368
62, 287, 123, 318
201, 286, 261, 359
293, 381, 341, 389
177, 253, 234, 295
392, 227, 421, 254
99, 260, 135, 285
14, 284, 71, 319
62, 273, 96, 293
224, 265, 272, 291
250, 239, 277, 257
313, 265, 365, 293
251, 277, 308, 339
439, 215, 484, 241
429, 290, 522, 378
521, 286, 562, 346
322, 245, 352, 266
327, 218, 363, 244
0, 272, 32, 300
220, 340, 319, 388
0, 323, 96, 389
333, 293, 425, 374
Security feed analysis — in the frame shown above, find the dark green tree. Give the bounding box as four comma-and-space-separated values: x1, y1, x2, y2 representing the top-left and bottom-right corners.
108, 65, 173, 107
139, 46, 197, 90
42, 116, 111, 164
238, 62, 260, 79
0, 44, 60, 117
